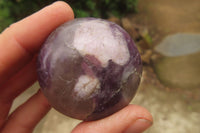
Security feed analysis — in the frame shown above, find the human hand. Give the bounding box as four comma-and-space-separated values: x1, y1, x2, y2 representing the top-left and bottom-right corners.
0, 1, 153, 133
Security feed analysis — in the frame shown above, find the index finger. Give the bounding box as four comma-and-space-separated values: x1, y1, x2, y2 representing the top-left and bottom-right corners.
0, 1, 74, 84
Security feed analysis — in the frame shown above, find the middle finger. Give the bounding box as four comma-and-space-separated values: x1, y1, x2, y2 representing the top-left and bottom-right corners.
0, 57, 37, 128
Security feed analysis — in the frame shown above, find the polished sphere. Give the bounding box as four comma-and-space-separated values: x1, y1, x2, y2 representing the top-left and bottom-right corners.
37, 18, 142, 121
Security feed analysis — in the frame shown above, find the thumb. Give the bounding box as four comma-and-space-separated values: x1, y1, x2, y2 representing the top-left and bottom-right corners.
72, 104, 153, 133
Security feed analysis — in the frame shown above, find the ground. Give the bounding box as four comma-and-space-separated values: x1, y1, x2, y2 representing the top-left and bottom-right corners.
11, 0, 200, 132
132, 0, 200, 132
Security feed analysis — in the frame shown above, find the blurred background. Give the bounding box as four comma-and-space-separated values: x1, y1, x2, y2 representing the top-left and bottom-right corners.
1, 0, 200, 133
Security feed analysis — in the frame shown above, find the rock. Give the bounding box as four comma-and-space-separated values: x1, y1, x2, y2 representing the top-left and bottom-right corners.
141, 49, 153, 64
155, 33, 200, 56
107, 16, 121, 25
121, 17, 152, 49
152, 52, 200, 89
152, 33, 200, 89
121, 18, 140, 40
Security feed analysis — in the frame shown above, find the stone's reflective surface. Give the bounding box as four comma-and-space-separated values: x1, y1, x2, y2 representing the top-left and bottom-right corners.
37, 18, 142, 121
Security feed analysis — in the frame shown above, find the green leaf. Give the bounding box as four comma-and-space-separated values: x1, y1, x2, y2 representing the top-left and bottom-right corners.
0, 0, 139, 32
86, 0, 96, 10
74, 9, 90, 18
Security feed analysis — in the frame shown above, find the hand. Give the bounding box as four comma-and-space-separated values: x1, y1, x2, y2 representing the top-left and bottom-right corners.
0, 1, 153, 133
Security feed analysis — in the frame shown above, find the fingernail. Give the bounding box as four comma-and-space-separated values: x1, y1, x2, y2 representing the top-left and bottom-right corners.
124, 119, 152, 133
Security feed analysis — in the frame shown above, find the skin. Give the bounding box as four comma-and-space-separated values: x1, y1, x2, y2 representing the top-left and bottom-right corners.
0, 1, 153, 133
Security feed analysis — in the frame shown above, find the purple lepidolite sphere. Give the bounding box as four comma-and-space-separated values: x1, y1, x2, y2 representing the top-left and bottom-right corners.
37, 18, 142, 121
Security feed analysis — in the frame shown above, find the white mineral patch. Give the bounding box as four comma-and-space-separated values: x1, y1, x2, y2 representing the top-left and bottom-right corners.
73, 20, 130, 67
74, 75, 100, 99
122, 64, 136, 83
